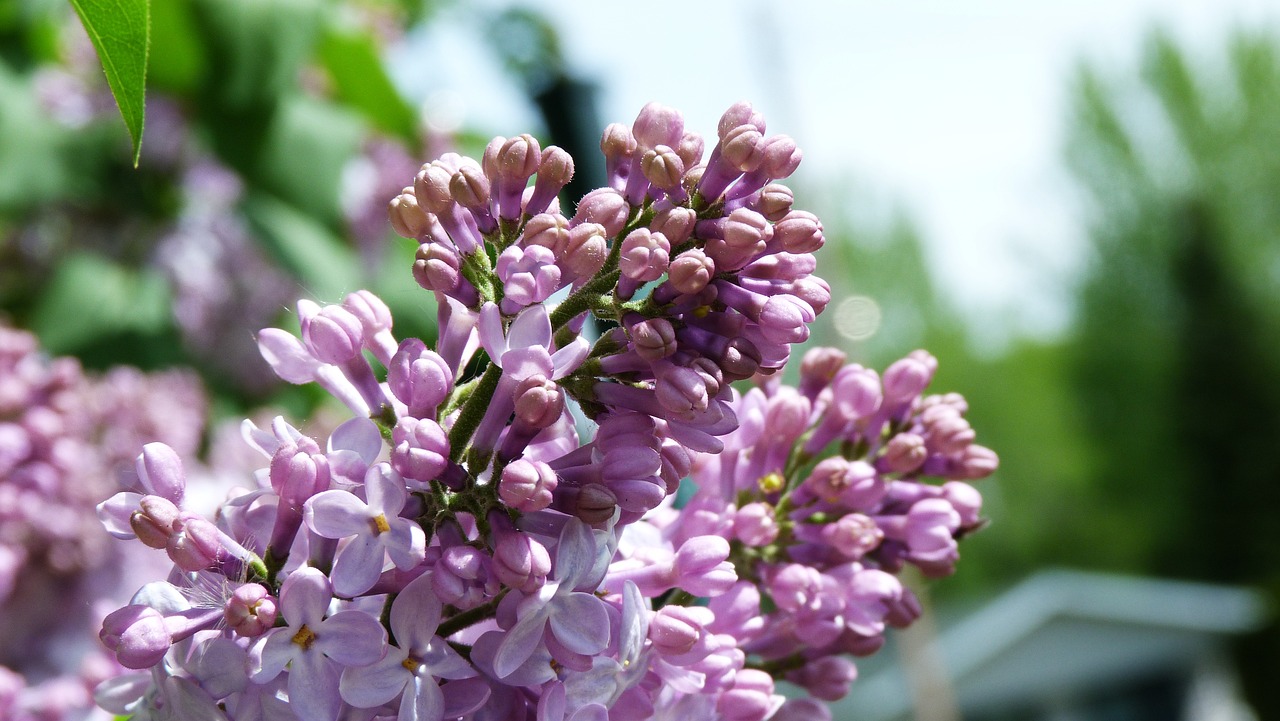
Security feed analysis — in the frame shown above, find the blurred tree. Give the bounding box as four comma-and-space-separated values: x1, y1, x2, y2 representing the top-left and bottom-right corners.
1066, 28, 1280, 715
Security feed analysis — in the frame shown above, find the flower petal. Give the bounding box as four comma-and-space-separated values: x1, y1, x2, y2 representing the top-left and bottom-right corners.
554, 518, 599, 590
400, 674, 444, 721
478, 302, 507, 365
421, 637, 474, 680
279, 567, 333, 627
441, 677, 491, 718
315, 610, 387, 666
363, 462, 405, 516
507, 303, 551, 350
331, 534, 386, 598
329, 417, 383, 465
493, 606, 550, 679
97, 492, 143, 539
288, 650, 342, 721
550, 336, 590, 380
164, 676, 226, 721
305, 491, 371, 539
391, 571, 441, 651
340, 647, 411, 708
258, 328, 321, 384
93, 673, 151, 714
386, 520, 426, 571
548, 593, 609, 655
250, 630, 296, 683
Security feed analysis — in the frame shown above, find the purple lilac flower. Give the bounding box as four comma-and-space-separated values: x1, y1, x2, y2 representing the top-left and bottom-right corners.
95, 102, 997, 721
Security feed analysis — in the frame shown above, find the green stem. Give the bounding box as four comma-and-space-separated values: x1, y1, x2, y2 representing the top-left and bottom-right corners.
447, 363, 503, 463
437, 592, 507, 638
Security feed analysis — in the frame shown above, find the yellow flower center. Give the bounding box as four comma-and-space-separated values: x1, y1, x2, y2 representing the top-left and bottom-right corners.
758, 472, 785, 494
371, 514, 391, 534
291, 625, 316, 650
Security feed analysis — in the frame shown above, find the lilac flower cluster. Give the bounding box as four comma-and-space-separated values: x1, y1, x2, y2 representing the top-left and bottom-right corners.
0, 321, 206, 721
94, 102, 995, 721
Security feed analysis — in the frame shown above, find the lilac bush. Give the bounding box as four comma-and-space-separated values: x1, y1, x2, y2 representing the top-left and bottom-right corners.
93, 102, 997, 721
0, 322, 207, 721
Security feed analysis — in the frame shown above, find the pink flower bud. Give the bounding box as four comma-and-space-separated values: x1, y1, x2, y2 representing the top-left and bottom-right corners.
820, 513, 883, 560
575, 483, 617, 525
572, 188, 629, 238
631, 318, 677, 361
641, 145, 685, 191
498, 458, 557, 512
733, 502, 778, 546
649, 605, 712, 656
632, 102, 685, 150
414, 162, 455, 214
100, 605, 170, 669
563, 223, 609, 278
413, 242, 462, 293
225, 584, 277, 637
301, 305, 364, 365
166, 516, 225, 572
720, 125, 765, 172
650, 206, 697, 244
667, 249, 715, 295
449, 163, 490, 210
522, 213, 571, 257
388, 189, 429, 238
391, 417, 449, 485
756, 183, 794, 221
135, 442, 185, 502
786, 656, 856, 701
130, 495, 179, 549
882, 433, 927, 474
512, 375, 563, 429
774, 210, 824, 253
492, 532, 551, 593
387, 339, 453, 417
717, 669, 779, 721
676, 131, 706, 169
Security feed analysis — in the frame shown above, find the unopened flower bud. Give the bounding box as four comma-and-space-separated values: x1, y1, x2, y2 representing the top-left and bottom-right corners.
620, 228, 671, 283
575, 483, 617, 525
632, 102, 685, 150
521, 213, 572, 257
721, 125, 765, 172
676, 131, 706, 169
667, 249, 715, 295
225, 584, 277, 637
391, 417, 449, 485
650, 206, 697, 245
649, 605, 710, 657
492, 532, 551, 593
100, 605, 170, 669
302, 305, 364, 365
775, 210, 824, 253
513, 375, 563, 428
499, 458, 557, 512
734, 502, 778, 546
449, 164, 490, 210
756, 183, 795, 221
642, 145, 685, 191
759, 134, 802, 179
883, 433, 927, 474
718, 102, 765, 139
631, 318, 677, 361
130, 495, 179, 549
413, 162, 455, 214
387, 339, 453, 417
135, 442, 185, 502
572, 188, 630, 238
166, 516, 227, 572
388, 189, 430, 238
563, 222, 608, 277
413, 242, 462, 293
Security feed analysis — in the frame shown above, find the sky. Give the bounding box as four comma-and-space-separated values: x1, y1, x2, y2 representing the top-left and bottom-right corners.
390, 0, 1279, 346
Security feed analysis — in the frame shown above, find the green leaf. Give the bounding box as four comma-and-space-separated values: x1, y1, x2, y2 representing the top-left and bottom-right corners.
68, 0, 150, 166
30, 252, 171, 354
242, 193, 361, 302
317, 25, 418, 148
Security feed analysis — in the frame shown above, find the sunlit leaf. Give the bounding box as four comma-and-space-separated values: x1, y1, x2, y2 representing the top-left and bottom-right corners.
318, 25, 418, 149
68, 0, 149, 166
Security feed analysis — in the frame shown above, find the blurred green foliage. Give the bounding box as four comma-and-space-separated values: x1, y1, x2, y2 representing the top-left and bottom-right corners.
0, 0, 437, 413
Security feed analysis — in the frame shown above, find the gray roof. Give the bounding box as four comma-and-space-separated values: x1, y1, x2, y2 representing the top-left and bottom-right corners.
829, 569, 1270, 721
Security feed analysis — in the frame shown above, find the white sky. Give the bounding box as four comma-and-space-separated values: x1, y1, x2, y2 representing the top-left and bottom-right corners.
391, 0, 1279, 345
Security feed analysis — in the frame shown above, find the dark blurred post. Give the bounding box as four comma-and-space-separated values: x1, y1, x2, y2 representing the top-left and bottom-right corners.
484, 8, 605, 214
